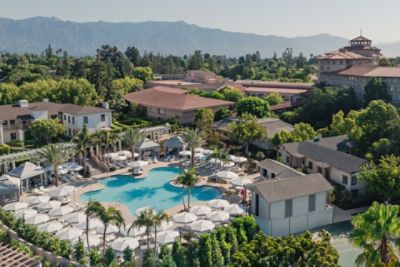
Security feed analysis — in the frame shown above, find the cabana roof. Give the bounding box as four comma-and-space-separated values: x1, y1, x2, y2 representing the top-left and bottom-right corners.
136, 139, 160, 151
0, 175, 19, 195
163, 136, 185, 149
8, 162, 44, 180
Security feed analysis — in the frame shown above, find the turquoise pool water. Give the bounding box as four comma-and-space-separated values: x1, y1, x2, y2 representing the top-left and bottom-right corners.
80, 167, 221, 214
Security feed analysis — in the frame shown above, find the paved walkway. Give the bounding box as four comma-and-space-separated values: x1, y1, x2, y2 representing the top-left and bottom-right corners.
332, 206, 369, 223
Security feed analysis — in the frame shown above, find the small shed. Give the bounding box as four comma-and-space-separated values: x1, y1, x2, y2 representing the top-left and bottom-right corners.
8, 162, 46, 192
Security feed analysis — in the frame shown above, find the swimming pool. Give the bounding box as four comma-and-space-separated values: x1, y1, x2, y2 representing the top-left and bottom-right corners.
80, 167, 221, 214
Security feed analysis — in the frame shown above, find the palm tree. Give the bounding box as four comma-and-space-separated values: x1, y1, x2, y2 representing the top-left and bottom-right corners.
71, 124, 91, 175
93, 130, 119, 161
129, 209, 154, 249
98, 206, 125, 256
84, 201, 104, 251
349, 202, 400, 266
210, 147, 229, 168
38, 144, 72, 187
152, 210, 169, 265
182, 128, 203, 167
123, 128, 144, 161
177, 168, 199, 210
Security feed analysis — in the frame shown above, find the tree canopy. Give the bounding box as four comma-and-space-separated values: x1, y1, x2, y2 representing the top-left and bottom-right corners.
235, 97, 271, 118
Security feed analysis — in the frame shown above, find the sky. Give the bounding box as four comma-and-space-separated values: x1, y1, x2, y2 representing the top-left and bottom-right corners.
1, 0, 400, 43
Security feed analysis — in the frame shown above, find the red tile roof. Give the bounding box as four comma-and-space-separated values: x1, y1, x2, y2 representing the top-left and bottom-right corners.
337, 66, 400, 78
245, 87, 308, 94
124, 86, 234, 111
318, 51, 371, 60
235, 80, 313, 90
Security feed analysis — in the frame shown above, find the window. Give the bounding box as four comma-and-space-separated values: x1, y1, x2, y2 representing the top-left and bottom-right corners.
101, 114, 106, 122
72, 117, 75, 124
83, 116, 88, 124
285, 199, 293, 218
262, 169, 268, 177
351, 176, 357, 186
2, 121, 7, 126
317, 167, 322, 173
9, 120, 15, 126
68, 116, 70, 123
63, 114, 66, 120
10, 132, 17, 140
271, 173, 276, 178
342, 175, 349, 185
158, 108, 164, 115
308, 161, 313, 169
68, 129, 72, 136
308, 194, 316, 212
255, 194, 259, 216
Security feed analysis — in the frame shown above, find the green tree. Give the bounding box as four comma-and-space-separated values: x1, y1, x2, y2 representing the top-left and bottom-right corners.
215, 107, 233, 121
172, 241, 186, 267
132, 67, 153, 82
84, 201, 104, 251
129, 208, 154, 249
59, 240, 72, 259
364, 77, 391, 105
123, 128, 145, 161
228, 113, 266, 155
211, 233, 224, 267
89, 248, 103, 266
28, 119, 65, 145
0, 83, 19, 104
236, 96, 271, 118
110, 77, 143, 109
18, 79, 57, 102
182, 128, 204, 167
271, 130, 294, 146
219, 86, 244, 102
188, 50, 204, 70
292, 122, 317, 141
195, 108, 214, 132
51, 78, 101, 106
71, 124, 91, 176
349, 202, 400, 266
329, 110, 356, 136
265, 92, 284, 106
73, 239, 87, 264
98, 207, 125, 256
104, 247, 116, 266
152, 210, 169, 264
38, 144, 72, 187
123, 246, 134, 264
93, 130, 120, 160
177, 168, 199, 210
198, 234, 212, 267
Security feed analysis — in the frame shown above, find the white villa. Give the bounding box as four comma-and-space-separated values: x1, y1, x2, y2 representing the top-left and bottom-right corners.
250, 158, 333, 236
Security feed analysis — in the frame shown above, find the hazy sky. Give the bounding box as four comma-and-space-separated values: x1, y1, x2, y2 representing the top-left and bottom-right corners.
2, 0, 400, 43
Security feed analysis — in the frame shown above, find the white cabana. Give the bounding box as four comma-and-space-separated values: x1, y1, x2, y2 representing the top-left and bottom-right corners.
216, 171, 238, 180
26, 196, 50, 206
123, 226, 146, 237
172, 212, 198, 224
48, 205, 74, 217
38, 221, 64, 233
37, 200, 61, 211
64, 212, 86, 224
8, 162, 46, 192
49, 186, 75, 198
128, 160, 149, 169
230, 177, 252, 187
189, 206, 212, 216
189, 220, 215, 232
3, 201, 28, 211
178, 150, 191, 157
56, 227, 83, 241
96, 224, 119, 235
25, 214, 49, 225
14, 208, 37, 219
206, 211, 230, 222
111, 237, 139, 252
156, 230, 180, 244
135, 207, 155, 217
208, 199, 230, 209
150, 221, 174, 232
224, 204, 246, 216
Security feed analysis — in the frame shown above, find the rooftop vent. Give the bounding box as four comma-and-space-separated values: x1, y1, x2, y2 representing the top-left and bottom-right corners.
18, 100, 29, 108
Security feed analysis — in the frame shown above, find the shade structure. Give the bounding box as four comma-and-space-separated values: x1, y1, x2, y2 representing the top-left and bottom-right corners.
72, 235, 102, 248
96, 224, 119, 235
189, 206, 212, 216
3, 201, 28, 211
25, 214, 49, 225
104, 153, 118, 158
172, 212, 198, 224
56, 227, 83, 241
206, 211, 230, 222
230, 177, 252, 187
127, 160, 148, 169
135, 207, 155, 217
64, 212, 86, 224
224, 204, 246, 216
156, 230, 180, 244
26, 196, 50, 206
233, 156, 247, 163
14, 208, 37, 219
208, 199, 230, 209
178, 150, 191, 157
37, 200, 61, 211
123, 226, 146, 237
222, 161, 235, 168
194, 153, 204, 159
38, 221, 64, 233
48, 205, 74, 217
111, 237, 139, 252
189, 220, 215, 232
112, 155, 127, 161
76, 218, 103, 230
216, 171, 238, 180
49, 186, 75, 198
150, 221, 174, 232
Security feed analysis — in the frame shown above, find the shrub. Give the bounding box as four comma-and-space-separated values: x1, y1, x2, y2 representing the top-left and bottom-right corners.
0, 144, 11, 155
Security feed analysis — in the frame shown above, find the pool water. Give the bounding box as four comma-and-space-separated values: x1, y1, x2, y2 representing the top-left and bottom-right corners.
80, 167, 221, 214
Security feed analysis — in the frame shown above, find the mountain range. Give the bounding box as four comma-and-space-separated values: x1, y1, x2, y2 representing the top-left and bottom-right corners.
0, 17, 398, 57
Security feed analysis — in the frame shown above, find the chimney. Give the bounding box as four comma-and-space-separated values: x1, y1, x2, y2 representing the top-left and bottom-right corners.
42, 98, 49, 102
102, 102, 109, 110
18, 100, 29, 108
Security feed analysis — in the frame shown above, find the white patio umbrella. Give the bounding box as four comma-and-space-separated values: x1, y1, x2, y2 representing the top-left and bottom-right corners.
76, 218, 103, 230
72, 234, 102, 248
194, 152, 204, 159
123, 226, 146, 237
230, 177, 252, 187
195, 148, 204, 153
135, 207, 155, 217
111, 237, 139, 252
3, 201, 28, 211
222, 161, 235, 168
37, 200, 61, 211
14, 208, 38, 219
118, 150, 132, 158
172, 212, 198, 224
25, 214, 50, 225
229, 155, 237, 161
127, 160, 149, 168
70, 165, 83, 172
209, 158, 222, 165
56, 227, 83, 241
189, 206, 212, 216
179, 150, 191, 157
64, 212, 86, 224
150, 221, 174, 232
206, 211, 230, 222
224, 204, 246, 216
26, 196, 50, 206
208, 199, 230, 209
49, 186, 75, 198
233, 156, 247, 163
38, 221, 65, 233
48, 205, 74, 217
112, 155, 127, 161
189, 220, 215, 232
156, 230, 180, 244
104, 152, 118, 158
216, 171, 238, 180
202, 149, 213, 155
96, 224, 120, 235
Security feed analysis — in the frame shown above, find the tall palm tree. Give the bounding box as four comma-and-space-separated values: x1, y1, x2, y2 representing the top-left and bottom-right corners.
349, 202, 400, 266
93, 130, 119, 161
182, 128, 203, 167
84, 201, 104, 251
152, 210, 169, 265
71, 124, 91, 175
177, 168, 199, 210
38, 144, 72, 187
123, 128, 144, 161
129, 209, 154, 249
98, 206, 125, 256
210, 147, 229, 168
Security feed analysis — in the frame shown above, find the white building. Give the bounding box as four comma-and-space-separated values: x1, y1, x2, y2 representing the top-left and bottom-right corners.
250, 159, 333, 236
